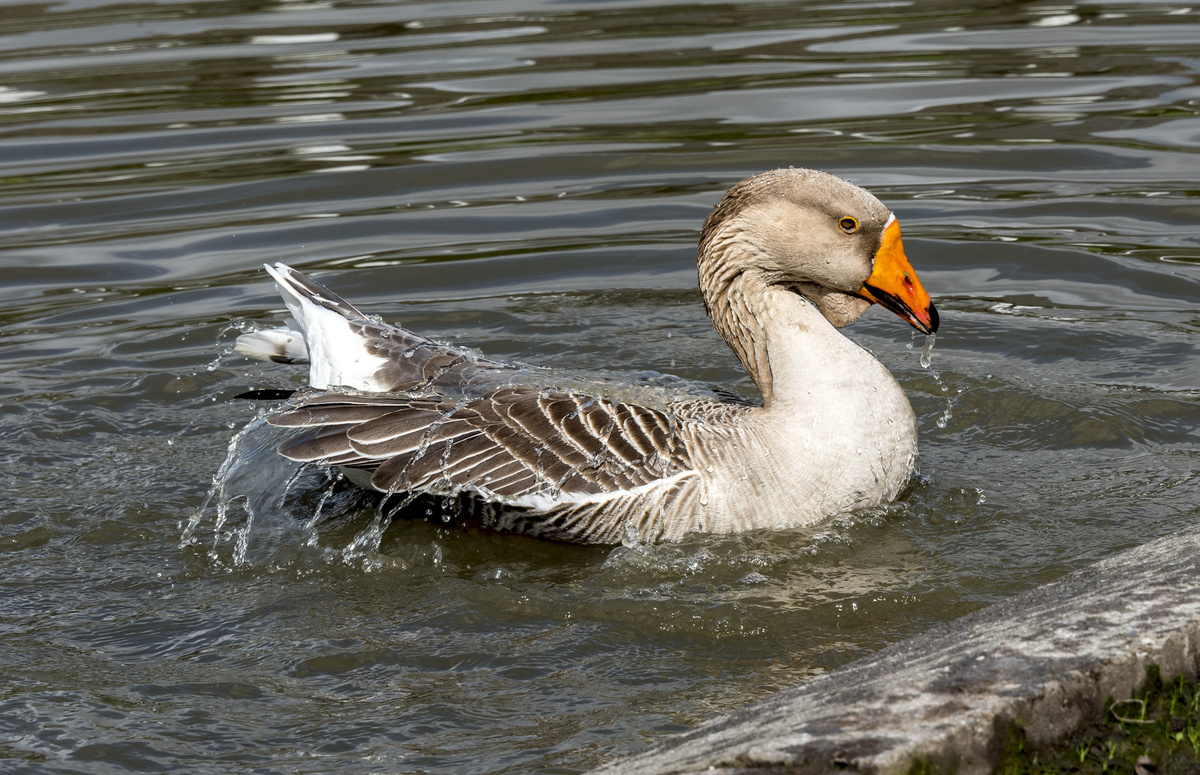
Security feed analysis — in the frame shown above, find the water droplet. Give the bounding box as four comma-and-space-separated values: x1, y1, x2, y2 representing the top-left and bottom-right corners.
403, 348, 415, 358
920, 332, 936, 369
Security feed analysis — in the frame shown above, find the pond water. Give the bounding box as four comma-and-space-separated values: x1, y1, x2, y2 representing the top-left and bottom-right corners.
2, 0, 1199, 772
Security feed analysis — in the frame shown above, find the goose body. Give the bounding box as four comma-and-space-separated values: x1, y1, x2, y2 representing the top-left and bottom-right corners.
234, 168, 938, 543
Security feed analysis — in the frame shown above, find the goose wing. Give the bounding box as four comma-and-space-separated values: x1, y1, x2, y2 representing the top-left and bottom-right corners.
267, 385, 695, 503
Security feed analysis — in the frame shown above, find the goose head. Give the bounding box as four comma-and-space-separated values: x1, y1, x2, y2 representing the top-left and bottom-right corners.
698, 168, 938, 336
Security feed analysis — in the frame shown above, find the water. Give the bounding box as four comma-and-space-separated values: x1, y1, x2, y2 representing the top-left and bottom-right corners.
2, 0, 1199, 772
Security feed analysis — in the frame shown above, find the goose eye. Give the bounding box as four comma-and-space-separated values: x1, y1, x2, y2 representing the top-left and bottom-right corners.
839, 216, 859, 234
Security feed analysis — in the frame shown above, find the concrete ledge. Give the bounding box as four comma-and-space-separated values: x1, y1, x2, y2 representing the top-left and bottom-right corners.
595, 523, 1200, 775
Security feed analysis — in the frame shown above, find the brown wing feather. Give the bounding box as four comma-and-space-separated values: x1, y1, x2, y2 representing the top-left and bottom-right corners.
267, 386, 695, 503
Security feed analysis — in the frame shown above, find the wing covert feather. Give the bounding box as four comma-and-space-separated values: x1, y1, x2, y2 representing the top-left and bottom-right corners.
267, 385, 695, 502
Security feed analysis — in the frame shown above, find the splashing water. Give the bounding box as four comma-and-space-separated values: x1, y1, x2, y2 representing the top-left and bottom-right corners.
182, 411, 383, 569
181, 414, 269, 558
205, 319, 260, 372
342, 508, 391, 571
916, 332, 954, 429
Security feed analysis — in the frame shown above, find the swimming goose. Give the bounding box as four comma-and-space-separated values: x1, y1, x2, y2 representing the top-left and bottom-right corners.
234, 168, 938, 543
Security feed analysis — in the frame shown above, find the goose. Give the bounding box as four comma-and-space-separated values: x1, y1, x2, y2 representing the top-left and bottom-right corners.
234, 168, 938, 544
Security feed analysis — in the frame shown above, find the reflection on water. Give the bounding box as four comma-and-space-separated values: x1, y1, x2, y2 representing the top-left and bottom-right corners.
1, 0, 1199, 772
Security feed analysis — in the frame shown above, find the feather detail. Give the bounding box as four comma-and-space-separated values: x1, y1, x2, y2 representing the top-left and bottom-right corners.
234, 328, 310, 364
268, 386, 696, 504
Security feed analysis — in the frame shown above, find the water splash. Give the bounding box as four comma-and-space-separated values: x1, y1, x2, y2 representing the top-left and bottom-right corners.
916, 332, 954, 430
182, 412, 369, 568
342, 509, 390, 571
181, 414, 268, 553
920, 332, 936, 369
205, 319, 259, 372
342, 491, 421, 571
302, 471, 346, 547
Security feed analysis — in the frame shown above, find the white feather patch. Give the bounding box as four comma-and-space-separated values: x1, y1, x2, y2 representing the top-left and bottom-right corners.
235, 328, 310, 363
501, 471, 695, 512
264, 263, 390, 391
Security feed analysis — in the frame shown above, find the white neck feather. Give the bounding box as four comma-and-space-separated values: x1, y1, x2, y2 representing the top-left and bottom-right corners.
681, 259, 919, 536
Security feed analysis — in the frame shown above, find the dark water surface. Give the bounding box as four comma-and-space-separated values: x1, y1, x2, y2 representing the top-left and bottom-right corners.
3, 0, 1199, 772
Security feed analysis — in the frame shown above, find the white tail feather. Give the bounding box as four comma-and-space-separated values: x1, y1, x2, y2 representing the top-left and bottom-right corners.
242, 263, 389, 391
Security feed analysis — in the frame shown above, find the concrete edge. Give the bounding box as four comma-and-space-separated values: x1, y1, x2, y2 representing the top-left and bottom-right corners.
593, 522, 1200, 775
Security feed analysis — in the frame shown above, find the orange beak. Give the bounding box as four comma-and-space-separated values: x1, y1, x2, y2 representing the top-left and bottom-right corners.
858, 218, 938, 334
